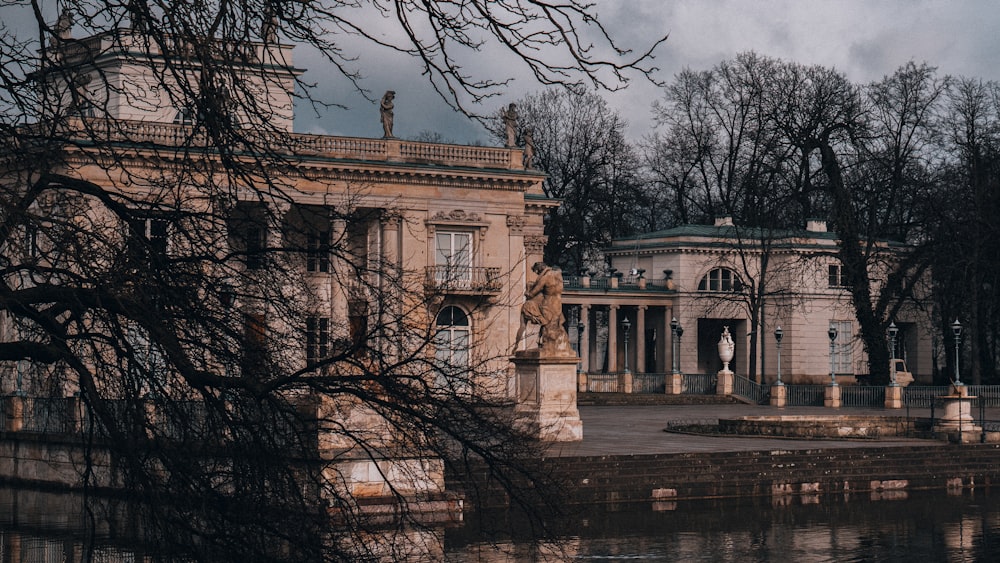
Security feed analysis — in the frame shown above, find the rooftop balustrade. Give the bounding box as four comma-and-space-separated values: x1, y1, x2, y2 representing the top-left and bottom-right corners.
39, 118, 526, 171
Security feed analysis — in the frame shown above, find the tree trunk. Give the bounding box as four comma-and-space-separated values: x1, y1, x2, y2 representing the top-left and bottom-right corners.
816, 140, 891, 385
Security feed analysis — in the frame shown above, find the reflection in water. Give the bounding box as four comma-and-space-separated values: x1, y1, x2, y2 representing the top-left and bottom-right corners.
447, 490, 1000, 562
2, 488, 1000, 561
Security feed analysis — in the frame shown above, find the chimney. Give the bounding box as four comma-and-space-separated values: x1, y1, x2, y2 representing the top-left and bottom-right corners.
806, 219, 827, 232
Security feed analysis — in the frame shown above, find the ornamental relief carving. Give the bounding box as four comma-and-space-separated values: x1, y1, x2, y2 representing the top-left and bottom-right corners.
524, 234, 547, 254
426, 209, 489, 240
506, 214, 526, 234
429, 209, 482, 222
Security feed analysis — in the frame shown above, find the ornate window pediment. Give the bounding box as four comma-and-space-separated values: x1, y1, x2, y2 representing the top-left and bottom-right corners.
426, 209, 489, 239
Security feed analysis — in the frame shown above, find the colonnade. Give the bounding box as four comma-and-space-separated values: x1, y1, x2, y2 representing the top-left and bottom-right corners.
569, 303, 676, 374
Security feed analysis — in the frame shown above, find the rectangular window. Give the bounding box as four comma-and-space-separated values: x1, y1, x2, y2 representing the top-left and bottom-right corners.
173, 107, 195, 125
128, 216, 170, 263
306, 229, 330, 273
245, 225, 264, 270
435, 231, 472, 284
828, 264, 845, 287
831, 320, 853, 375
25, 224, 39, 258
306, 316, 330, 365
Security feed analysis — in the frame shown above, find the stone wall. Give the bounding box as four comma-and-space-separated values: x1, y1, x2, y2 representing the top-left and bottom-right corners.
450, 444, 1000, 509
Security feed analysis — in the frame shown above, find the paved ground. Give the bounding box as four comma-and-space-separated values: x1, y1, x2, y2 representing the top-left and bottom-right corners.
543, 404, 996, 457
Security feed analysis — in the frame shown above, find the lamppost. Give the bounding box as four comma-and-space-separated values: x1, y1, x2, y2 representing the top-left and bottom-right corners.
622, 315, 632, 373
828, 325, 838, 386
670, 317, 679, 374
576, 319, 585, 373
675, 322, 684, 375
888, 322, 899, 387
952, 319, 963, 386
774, 326, 784, 386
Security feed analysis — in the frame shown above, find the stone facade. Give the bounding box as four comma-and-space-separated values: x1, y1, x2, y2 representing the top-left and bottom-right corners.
0, 26, 561, 506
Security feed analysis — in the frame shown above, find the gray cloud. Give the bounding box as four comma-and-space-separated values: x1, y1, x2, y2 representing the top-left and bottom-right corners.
6, 1, 1000, 144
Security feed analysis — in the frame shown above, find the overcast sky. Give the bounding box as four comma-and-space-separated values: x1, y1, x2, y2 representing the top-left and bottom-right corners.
300, 0, 1000, 144
10, 1, 1000, 144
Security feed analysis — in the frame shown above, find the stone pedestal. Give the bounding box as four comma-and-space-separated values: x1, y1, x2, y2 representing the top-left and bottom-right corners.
667, 373, 683, 394
716, 369, 734, 396
824, 384, 841, 408
770, 383, 787, 407
933, 384, 981, 441
4, 395, 25, 432
512, 351, 583, 442
885, 385, 903, 409
620, 371, 634, 394
577, 371, 587, 393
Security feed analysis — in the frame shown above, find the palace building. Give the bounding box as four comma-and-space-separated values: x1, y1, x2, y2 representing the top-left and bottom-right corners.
564, 217, 934, 387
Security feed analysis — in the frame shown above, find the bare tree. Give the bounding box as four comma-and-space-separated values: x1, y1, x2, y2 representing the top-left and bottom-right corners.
648, 53, 806, 381
930, 77, 1000, 383
0, 2, 663, 560
500, 88, 646, 272
649, 54, 945, 385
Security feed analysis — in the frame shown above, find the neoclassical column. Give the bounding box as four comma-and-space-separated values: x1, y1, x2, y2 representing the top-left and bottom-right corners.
665, 306, 675, 374
636, 305, 647, 374
330, 217, 349, 336
380, 213, 402, 283
380, 213, 402, 359
607, 305, 619, 373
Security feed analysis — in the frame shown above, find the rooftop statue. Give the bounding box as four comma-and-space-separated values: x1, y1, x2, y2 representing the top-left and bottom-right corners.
380, 90, 395, 138
523, 127, 535, 169
502, 102, 518, 148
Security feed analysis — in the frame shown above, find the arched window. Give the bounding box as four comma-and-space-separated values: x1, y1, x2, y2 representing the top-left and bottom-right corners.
435, 306, 470, 378
698, 268, 743, 292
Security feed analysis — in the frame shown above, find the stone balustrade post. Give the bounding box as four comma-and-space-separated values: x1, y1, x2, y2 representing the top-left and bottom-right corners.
5, 395, 25, 432
620, 370, 634, 394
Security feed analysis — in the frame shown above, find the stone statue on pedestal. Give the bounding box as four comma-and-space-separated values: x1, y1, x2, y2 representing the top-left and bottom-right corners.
513, 261, 571, 356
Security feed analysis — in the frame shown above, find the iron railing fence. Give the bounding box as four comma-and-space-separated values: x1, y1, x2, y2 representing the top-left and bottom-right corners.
633, 373, 666, 393
966, 386, 1000, 407
586, 373, 620, 393
903, 386, 951, 408
683, 374, 717, 395
840, 385, 886, 407
732, 376, 770, 405
20, 397, 78, 434
785, 385, 826, 406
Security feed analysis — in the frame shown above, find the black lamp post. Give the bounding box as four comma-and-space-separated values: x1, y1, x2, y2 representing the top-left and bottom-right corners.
774, 326, 784, 386
622, 315, 632, 373
888, 322, 899, 386
670, 317, 679, 374
576, 319, 585, 373
828, 325, 838, 386
675, 323, 684, 375
952, 319, 963, 386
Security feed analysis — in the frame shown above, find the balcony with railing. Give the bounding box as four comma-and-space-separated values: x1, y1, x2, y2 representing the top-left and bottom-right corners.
425, 266, 503, 295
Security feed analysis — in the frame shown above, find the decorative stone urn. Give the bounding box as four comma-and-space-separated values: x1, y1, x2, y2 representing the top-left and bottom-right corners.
716, 326, 736, 396
717, 326, 735, 372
